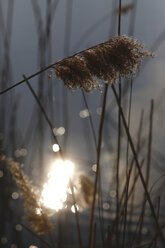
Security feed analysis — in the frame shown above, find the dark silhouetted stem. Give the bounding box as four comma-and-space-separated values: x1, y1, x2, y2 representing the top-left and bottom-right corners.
89, 84, 108, 248
138, 100, 154, 243
22, 223, 52, 248
111, 83, 165, 245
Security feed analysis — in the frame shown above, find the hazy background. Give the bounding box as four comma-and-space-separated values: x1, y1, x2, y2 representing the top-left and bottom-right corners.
1, 0, 165, 247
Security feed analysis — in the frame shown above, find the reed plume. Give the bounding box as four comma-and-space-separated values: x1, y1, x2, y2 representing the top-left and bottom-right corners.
54, 35, 153, 91
55, 57, 99, 92
75, 174, 95, 210
0, 156, 52, 235
0, 35, 153, 95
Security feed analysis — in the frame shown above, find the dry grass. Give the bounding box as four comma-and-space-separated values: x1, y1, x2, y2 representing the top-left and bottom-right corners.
54, 35, 153, 91
0, 155, 52, 235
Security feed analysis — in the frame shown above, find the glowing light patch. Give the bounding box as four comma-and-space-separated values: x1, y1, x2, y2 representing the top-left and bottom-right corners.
41, 160, 74, 211
53, 127, 65, 136
92, 164, 97, 172
71, 205, 79, 213
68, 186, 76, 195
52, 144, 60, 152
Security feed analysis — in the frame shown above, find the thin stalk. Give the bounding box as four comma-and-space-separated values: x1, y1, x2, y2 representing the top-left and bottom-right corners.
148, 220, 165, 248
126, 159, 144, 204
88, 84, 108, 248
132, 180, 161, 247
130, 202, 147, 247
22, 223, 52, 248
138, 100, 154, 244
111, 84, 165, 245
62, 0, 73, 152
149, 174, 165, 195
108, 110, 145, 239
114, 110, 144, 223
31, 0, 47, 186
108, 158, 144, 244
126, 78, 133, 171
116, 1, 122, 246
81, 90, 97, 150
128, 110, 144, 234
81, 90, 104, 247
91, 223, 97, 248
118, 0, 122, 36
122, 168, 131, 248
146, 100, 154, 189
69, 179, 83, 248
116, 79, 121, 248
23, 75, 83, 248
154, 197, 160, 248
23, 75, 62, 157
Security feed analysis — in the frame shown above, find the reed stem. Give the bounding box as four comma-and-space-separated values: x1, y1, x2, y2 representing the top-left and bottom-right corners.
111, 83, 165, 246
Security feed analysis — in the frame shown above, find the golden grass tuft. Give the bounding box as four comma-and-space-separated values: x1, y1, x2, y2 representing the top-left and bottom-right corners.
55, 56, 100, 92
54, 35, 153, 91
0, 156, 52, 235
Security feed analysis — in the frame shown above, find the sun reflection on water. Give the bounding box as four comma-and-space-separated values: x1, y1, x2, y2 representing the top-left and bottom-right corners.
41, 160, 74, 211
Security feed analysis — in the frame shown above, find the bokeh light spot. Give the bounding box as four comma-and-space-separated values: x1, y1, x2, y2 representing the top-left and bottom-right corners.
52, 144, 60, 152
1, 237, 7, 244
15, 224, 22, 231
79, 109, 90, 118
53, 127, 65, 136
103, 202, 110, 210
12, 192, 19, 200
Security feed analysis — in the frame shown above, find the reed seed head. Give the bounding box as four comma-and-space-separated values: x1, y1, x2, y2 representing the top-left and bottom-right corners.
83, 35, 153, 83
54, 57, 100, 92
54, 35, 153, 91
1, 156, 52, 235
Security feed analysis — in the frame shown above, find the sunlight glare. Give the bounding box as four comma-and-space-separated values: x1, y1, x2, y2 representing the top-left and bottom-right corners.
41, 160, 74, 211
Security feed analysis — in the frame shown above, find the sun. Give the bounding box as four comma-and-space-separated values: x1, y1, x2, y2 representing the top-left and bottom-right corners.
41, 159, 74, 211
